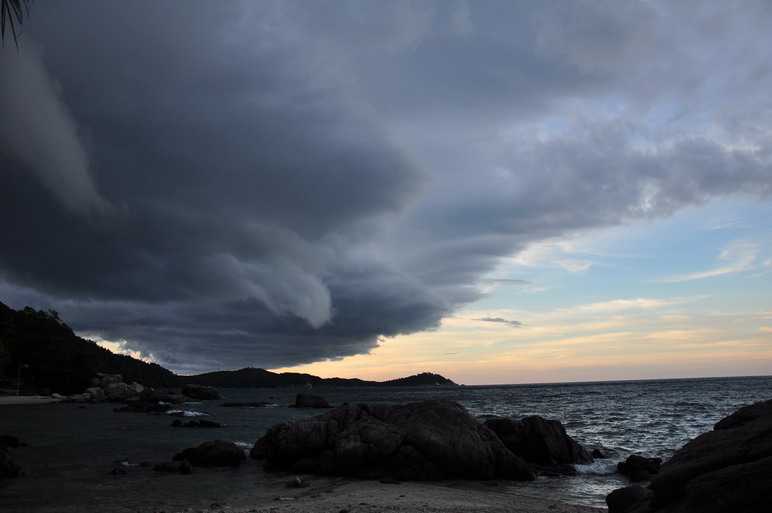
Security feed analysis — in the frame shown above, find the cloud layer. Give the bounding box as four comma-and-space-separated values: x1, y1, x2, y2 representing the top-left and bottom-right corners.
1, 0, 770, 373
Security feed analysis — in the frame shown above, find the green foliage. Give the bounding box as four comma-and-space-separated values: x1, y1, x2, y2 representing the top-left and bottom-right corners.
0, 335, 10, 379
0, 301, 179, 394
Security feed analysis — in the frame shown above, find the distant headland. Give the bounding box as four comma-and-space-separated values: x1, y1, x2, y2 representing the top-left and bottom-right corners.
0, 301, 456, 395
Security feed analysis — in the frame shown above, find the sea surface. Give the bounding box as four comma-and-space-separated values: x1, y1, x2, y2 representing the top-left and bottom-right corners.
1, 375, 771, 512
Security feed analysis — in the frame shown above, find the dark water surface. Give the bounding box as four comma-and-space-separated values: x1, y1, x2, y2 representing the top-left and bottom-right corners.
1, 375, 770, 511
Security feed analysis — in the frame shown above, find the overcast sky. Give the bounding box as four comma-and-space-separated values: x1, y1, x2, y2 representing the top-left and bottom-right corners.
1, 1, 770, 383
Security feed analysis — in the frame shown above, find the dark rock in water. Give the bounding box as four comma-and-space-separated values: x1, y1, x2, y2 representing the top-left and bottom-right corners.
618, 454, 661, 482
252, 399, 534, 481
182, 384, 221, 400
0, 451, 24, 478
606, 485, 654, 513
173, 440, 246, 467
221, 401, 271, 408
171, 418, 222, 428
109, 466, 128, 475
293, 392, 332, 408
154, 461, 187, 473
606, 398, 772, 513
140, 388, 186, 405
0, 435, 21, 449
592, 449, 607, 459
483, 416, 594, 466
179, 459, 194, 475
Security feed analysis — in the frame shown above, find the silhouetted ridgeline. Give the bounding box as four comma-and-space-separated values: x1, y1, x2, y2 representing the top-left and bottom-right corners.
0, 302, 178, 395
184, 368, 457, 388
0, 301, 457, 395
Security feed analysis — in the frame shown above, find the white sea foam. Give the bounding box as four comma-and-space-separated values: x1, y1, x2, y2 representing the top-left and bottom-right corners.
574, 459, 619, 475
166, 409, 209, 417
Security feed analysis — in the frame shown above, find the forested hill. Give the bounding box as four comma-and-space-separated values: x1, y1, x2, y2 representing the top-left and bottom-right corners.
0, 301, 457, 395
0, 302, 178, 394
184, 368, 457, 388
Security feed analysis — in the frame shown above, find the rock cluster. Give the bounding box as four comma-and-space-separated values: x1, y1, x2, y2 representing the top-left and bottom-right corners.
483, 416, 594, 473
252, 399, 535, 481
57, 375, 221, 409
607, 398, 772, 513
56, 373, 147, 403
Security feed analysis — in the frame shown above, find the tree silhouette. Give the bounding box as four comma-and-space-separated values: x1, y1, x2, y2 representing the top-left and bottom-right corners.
1, 0, 31, 49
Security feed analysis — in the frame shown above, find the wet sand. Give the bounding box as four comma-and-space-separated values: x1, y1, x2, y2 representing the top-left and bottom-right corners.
0, 396, 62, 405
238, 479, 605, 513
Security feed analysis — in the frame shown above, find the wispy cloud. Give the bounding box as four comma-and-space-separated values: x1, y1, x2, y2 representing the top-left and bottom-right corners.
474, 317, 524, 328
662, 242, 760, 282
573, 296, 705, 313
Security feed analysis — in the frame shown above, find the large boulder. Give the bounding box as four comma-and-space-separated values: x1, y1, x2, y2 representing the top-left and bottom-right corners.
293, 392, 331, 408
618, 454, 661, 482
99, 374, 123, 388
172, 440, 246, 467
252, 399, 534, 481
606, 398, 772, 513
85, 387, 107, 403
484, 416, 594, 466
104, 382, 137, 402
182, 384, 221, 400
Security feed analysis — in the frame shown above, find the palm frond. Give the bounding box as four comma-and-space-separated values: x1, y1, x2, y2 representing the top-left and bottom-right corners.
1, 0, 33, 50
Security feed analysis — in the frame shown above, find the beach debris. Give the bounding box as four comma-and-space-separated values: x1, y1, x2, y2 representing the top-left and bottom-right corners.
285, 476, 308, 488
173, 440, 246, 467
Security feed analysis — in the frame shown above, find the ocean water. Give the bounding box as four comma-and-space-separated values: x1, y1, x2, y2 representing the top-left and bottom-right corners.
1, 375, 770, 511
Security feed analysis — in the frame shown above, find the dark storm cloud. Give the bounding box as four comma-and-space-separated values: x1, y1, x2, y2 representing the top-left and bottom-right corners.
1, 1, 771, 373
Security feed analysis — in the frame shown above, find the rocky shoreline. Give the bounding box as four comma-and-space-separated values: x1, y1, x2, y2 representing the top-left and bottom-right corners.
2, 380, 771, 512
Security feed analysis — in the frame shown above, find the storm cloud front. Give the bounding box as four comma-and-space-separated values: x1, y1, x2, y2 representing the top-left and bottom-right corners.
1, 1, 770, 373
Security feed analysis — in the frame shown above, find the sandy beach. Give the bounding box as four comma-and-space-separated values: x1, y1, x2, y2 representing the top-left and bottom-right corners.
0, 396, 62, 405
1, 401, 605, 513
230, 479, 604, 513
